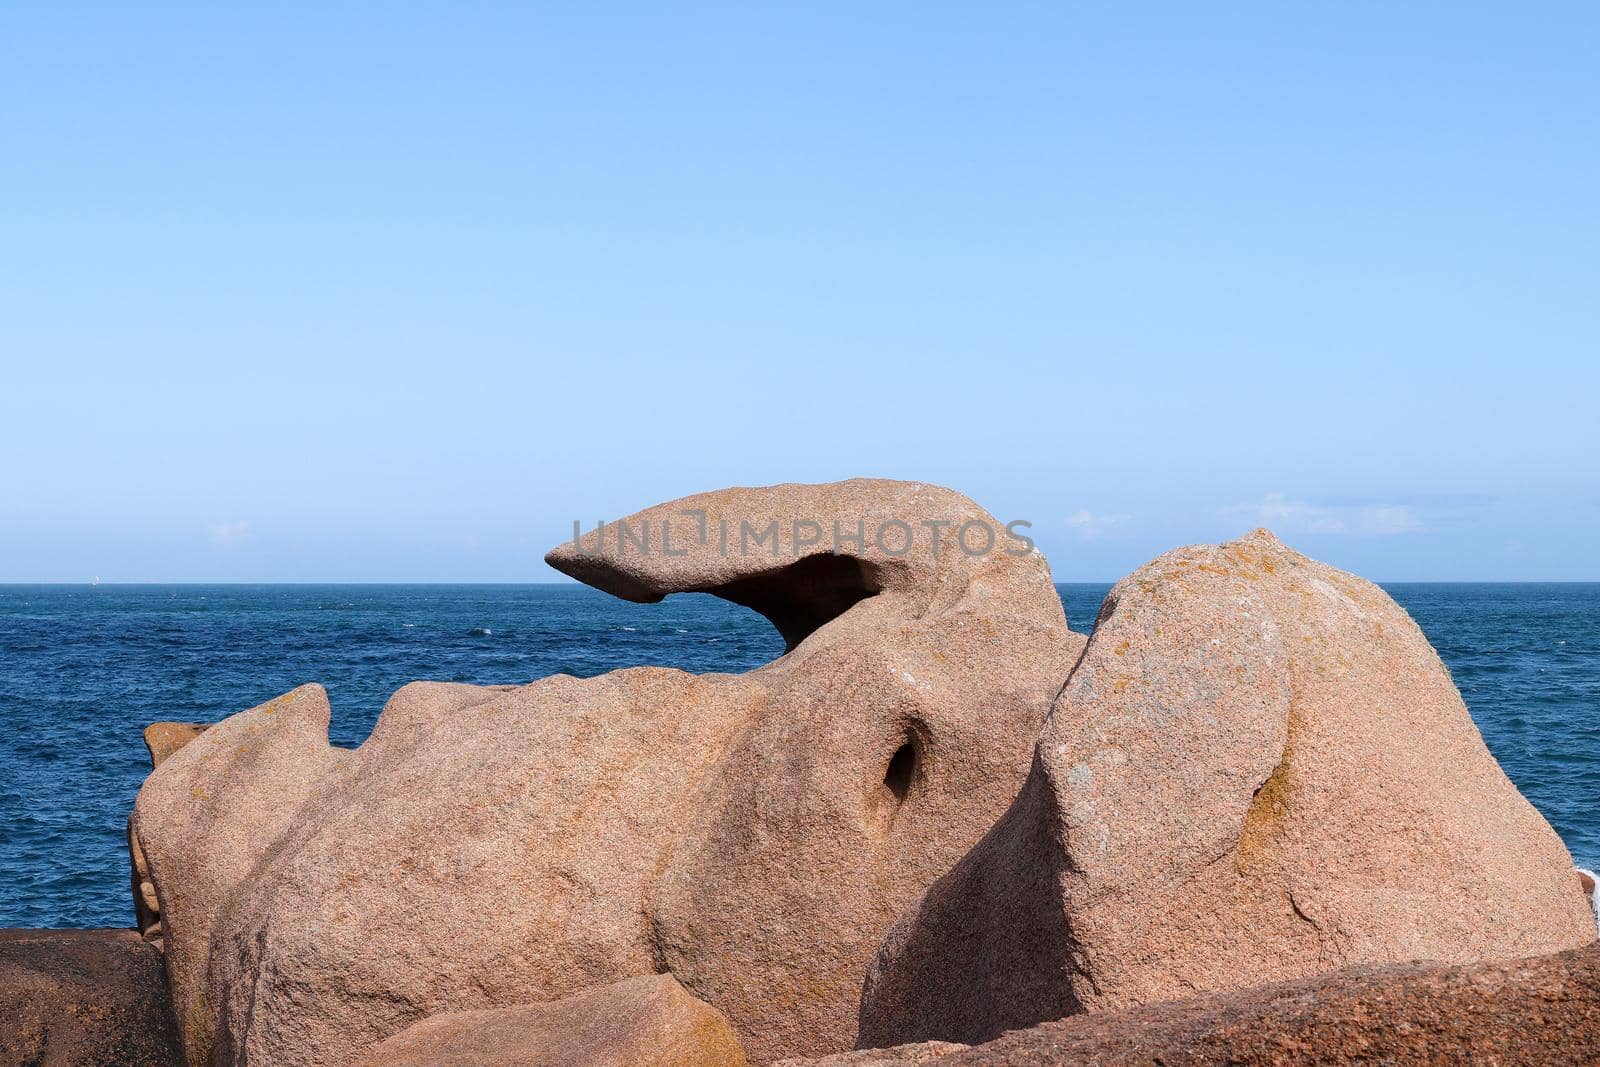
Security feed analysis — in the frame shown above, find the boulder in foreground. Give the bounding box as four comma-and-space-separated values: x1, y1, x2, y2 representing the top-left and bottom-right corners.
358, 973, 746, 1067
0, 928, 183, 1067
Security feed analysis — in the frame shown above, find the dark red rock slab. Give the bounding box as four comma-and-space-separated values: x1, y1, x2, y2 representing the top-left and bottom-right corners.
0, 929, 182, 1067
837, 943, 1600, 1065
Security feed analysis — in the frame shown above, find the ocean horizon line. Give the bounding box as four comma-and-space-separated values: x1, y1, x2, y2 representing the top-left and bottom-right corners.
3, 577, 1599, 586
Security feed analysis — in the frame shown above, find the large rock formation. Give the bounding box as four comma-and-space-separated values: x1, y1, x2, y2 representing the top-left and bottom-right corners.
814, 943, 1600, 1065
858, 529, 1595, 1048
357, 973, 747, 1067
0, 929, 184, 1067
130, 480, 1080, 1066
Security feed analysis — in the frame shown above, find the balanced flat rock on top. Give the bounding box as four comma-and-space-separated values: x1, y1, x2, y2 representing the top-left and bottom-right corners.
357, 973, 747, 1067
131, 480, 1081, 1065
859, 529, 1595, 1049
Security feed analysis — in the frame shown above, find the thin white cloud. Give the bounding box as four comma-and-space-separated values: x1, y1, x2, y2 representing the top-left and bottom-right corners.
1358, 505, 1424, 536
1066, 509, 1131, 540
1245, 493, 1347, 533
1227, 494, 1423, 537
205, 520, 253, 547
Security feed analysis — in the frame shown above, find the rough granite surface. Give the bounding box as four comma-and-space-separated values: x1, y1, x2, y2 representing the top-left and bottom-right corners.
356, 973, 747, 1067
0, 928, 184, 1067
859, 529, 1596, 1048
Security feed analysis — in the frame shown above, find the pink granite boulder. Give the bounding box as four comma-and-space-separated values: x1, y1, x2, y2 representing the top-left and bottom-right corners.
858, 529, 1595, 1048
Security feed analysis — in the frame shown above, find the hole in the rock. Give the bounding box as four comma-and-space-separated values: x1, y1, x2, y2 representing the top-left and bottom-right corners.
884, 740, 917, 802
708, 552, 882, 652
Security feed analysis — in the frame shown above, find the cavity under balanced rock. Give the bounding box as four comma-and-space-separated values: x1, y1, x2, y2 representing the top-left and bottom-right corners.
130, 479, 1080, 1066
857, 529, 1595, 1049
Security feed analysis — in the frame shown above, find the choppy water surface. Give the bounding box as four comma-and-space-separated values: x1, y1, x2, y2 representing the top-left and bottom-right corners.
0, 582, 1594, 926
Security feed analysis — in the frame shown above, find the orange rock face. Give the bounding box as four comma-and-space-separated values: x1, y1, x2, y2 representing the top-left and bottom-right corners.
859, 530, 1596, 1049
130, 480, 1080, 1066
357, 974, 748, 1067
141, 722, 208, 769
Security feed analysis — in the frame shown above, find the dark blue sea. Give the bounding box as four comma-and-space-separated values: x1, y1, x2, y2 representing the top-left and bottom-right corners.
1, 583, 1596, 928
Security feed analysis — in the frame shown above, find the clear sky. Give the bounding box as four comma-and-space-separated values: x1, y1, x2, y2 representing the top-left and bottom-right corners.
3, 4, 1596, 581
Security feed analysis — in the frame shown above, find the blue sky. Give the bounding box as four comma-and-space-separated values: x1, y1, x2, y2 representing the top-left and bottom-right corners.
3, 4, 1596, 581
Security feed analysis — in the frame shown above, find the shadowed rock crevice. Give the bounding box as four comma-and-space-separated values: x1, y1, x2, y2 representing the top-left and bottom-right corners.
883, 739, 917, 803
869, 723, 930, 834
859, 766, 1085, 1048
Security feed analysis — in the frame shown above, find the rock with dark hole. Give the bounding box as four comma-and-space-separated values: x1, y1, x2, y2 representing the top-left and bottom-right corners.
857, 529, 1596, 1049
131, 480, 1082, 1066
834, 943, 1600, 1065
0, 928, 184, 1067
354, 973, 747, 1067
